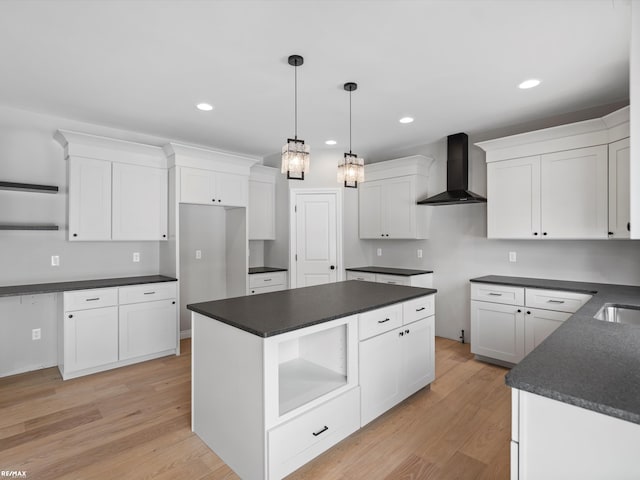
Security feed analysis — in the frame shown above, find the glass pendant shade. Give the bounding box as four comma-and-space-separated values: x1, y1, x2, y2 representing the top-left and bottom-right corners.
281, 138, 310, 180
337, 152, 364, 188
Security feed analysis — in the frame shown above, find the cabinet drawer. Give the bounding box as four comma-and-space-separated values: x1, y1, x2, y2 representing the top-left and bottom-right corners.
525, 288, 592, 313
359, 304, 403, 340
268, 387, 360, 480
249, 284, 286, 295
249, 272, 286, 288
64, 288, 118, 311
346, 271, 376, 282
375, 274, 410, 286
403, 295, 435, 324
118, 282, 177, 305
471, 283, 525, 305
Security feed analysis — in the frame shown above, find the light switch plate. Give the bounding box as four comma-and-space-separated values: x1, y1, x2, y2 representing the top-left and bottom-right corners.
509, 251, 517, 263
377, 248, 382, 257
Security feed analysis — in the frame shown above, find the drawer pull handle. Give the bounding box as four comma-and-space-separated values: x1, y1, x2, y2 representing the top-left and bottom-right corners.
488, 293, 502, 296
85, 297, 100, 301
547, 299, 565, 304
387, 281, 397, 284
263, 279, 272, 282
378, 318, 390, 324
312, 426, 328, 437
416, 307, 426, 312
144, 291, 156, 295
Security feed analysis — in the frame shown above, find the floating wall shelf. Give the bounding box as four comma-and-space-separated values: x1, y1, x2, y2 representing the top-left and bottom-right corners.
0, 224, 59, 231
0, 181, 59, 193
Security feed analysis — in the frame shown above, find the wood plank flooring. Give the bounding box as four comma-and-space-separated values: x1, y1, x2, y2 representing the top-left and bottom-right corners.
0, 338, 510, 479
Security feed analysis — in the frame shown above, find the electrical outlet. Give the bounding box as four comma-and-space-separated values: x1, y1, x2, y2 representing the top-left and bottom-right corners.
417, 249, 423, 258
133, 252, 140, 263
195, 250, 202, 259
509, 251, 517, 263
32, 328, 41, 341
51, 255, 59, 267
377, 248, 382, 257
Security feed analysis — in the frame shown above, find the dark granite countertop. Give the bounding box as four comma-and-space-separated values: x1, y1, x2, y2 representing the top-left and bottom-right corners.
346, 266, 433, 276
248, 267, 288, 274
188, 280, 436, 338
0, 275, 177, 297
471, 275, 640, 425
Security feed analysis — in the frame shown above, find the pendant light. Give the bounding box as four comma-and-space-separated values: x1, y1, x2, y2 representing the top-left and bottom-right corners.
337, 82, 364, 188
281, 54, 310, 180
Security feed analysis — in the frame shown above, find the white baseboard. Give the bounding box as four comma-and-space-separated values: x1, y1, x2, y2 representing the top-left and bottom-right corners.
180, 329, 192, 339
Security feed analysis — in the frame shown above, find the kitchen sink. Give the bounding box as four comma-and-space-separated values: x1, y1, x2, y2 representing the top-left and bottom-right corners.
594, 305, 640, 326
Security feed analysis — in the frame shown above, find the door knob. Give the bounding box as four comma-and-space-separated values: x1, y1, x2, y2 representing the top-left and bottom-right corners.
330, 265, 335, 270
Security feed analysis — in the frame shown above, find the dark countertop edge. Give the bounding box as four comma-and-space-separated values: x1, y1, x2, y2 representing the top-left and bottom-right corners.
504, 378, 640, 425
469, 275, 599, 294
346, 266, 434, 276
0, 275, 178, 297
187, 287, 437, 338
248, 267, 288, 274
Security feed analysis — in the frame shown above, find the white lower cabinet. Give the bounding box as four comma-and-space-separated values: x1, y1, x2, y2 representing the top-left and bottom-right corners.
248, 271, 287, 295
268, 387, 360, 480
470, 282, 591, 365
63, 305, 119, 372
119, 299, 177, 360
346, 270, 433, 288
512, 389, 640, 479
59, 281, 178, 380
359, 298, 435, 427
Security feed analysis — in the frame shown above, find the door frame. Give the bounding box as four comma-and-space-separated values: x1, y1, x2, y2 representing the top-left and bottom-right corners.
289, 188, 343, 288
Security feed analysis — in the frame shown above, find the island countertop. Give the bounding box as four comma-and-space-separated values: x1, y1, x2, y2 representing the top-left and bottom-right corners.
187, 280, 437, 337
471, 275, 640, 425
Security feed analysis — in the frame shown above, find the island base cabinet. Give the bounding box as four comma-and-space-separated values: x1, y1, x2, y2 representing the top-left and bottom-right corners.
512, 389, 640, 479
118, 299, 177, 360
360, 316, 435, 427
63, 306, 118, 373
268, 387, 360, 480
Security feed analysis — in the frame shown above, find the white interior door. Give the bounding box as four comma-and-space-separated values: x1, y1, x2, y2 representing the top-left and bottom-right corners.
291, 190, 341, 288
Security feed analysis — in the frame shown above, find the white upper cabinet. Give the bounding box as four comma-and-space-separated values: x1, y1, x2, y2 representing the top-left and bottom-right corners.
478, 106, 629, 240
249, 165, 277, 240
56, 130, 168, 242
68, 157, 112, 241
608, 137, 631, 238
487, 155, 540, 239
179, 167, 248, 207
112, 163, 168, 241
540, 145, 608, 239
358, 156, 433, 240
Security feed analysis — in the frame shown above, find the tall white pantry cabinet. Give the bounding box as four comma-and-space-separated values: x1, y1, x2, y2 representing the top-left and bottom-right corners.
477, 106, 630, 240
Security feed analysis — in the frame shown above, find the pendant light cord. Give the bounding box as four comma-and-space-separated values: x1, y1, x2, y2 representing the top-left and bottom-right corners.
294, 63, 298, 140
349, 89, 352, 154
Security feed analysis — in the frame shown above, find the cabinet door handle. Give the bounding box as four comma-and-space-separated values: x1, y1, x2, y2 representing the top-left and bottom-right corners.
312, 425, 328, 437
547, 299, 565, 304
378, 318, 390, 324
85, 297, 100, 301
488, 293, 502, 296
399, 331, 404, 337
416, 307, 426, 312
628, 222, 631, 232
144, 291, 156, 295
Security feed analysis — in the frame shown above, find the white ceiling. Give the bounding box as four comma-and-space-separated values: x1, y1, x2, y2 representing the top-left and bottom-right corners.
0, 0, 631, 160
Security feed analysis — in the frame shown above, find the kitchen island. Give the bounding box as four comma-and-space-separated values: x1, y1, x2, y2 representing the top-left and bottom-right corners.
188, 280, 436, 480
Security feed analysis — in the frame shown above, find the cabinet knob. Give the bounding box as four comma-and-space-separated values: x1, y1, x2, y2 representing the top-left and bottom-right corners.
543, 232, 548, 236
212, 199, 216, 202
172, 301, 176, 305
526, 310, 531, 315
68, 314, 73, 318
399, 331, 404, 337
405, 329, 410, 334
533, 232, 538, 236
218, 199, 221, 202
381, 234, 384, 237
330, 265, 335, 270
251, 290, 255, 294
608, 232, 614, 236
162, 234, 167, 238
517, 309, 522, 313
73, 233, 78, 237
385, 234, 389, 237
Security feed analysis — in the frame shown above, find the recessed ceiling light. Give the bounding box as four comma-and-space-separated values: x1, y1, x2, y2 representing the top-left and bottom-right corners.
399, 117, 414, 124
325, 140, 337, 145
196, 103, 214, 111
518, 79, 541, 90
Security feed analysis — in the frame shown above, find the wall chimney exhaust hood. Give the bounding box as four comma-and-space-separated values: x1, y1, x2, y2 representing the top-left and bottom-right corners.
417, 133, 487, 205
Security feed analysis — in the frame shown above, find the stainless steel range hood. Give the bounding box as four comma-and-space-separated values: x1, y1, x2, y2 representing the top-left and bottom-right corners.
417, 133, 487, 205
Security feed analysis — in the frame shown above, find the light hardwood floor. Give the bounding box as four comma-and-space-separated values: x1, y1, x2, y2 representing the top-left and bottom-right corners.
0, 338, 510, 479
